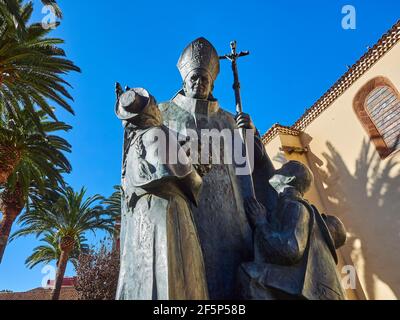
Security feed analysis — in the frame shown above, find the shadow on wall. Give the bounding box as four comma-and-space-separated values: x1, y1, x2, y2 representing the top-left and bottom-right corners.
313, 139, 400, 300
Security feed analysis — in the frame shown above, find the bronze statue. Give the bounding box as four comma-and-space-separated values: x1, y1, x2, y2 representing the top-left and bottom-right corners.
115, 38, 276, 300
238, 160, 347, 300
158, 38, 275, 299
114, 87, 208, 300
114, 37, 349, 301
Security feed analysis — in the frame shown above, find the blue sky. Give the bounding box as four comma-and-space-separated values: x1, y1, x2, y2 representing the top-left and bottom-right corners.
1, 0, 399, 291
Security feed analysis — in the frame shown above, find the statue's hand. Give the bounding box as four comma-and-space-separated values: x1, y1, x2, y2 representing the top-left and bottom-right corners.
235, 112, 256, 131
244, 197, 267, 229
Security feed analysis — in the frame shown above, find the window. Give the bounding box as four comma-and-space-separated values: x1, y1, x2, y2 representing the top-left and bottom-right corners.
354, 77, 400, 159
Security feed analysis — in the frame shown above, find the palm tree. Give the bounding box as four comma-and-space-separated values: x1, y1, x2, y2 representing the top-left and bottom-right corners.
0, 0, 79, 119
102, 186, 121, 250
0, 109, 72, 262
1, 1, 62, 16
0, 109, 71, 184
38, 0, 62, 18
0, 182, 24, 262
102, 186, 121, 218
11, 186, 115, 300
0, 1, 62, 32
25, 230, 88, 270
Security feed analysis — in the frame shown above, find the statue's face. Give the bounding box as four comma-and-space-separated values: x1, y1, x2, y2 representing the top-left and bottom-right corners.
183, 69, 213, 100
269, 161, 313, 195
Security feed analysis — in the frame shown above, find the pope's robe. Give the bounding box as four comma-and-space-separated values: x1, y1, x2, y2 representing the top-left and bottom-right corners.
159, 92, 275, 299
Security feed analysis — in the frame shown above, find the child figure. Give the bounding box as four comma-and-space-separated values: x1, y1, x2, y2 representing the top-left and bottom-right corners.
114, 84, 208, 300
239, 160, 347, 300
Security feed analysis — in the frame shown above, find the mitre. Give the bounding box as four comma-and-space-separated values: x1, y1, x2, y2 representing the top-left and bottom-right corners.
177, 37, 220, 82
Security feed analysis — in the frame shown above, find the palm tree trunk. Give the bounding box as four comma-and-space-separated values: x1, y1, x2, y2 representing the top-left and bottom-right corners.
0, 184, 24, 263
0, 208, 20, 263
113, 216, 121, 252
0, 145, 21, 184
52, 249, 70, 300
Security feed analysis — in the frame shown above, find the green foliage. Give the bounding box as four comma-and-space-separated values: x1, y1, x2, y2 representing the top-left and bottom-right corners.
0, 0, 79, 119
11, 185, 115, 244
0, 109, 72, 200
102, 186, 121, 220
25, 230, 88, 269
0, 1, 62, 32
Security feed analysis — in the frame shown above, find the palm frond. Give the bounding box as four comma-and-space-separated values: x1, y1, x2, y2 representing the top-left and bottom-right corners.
0, 0, 79, 118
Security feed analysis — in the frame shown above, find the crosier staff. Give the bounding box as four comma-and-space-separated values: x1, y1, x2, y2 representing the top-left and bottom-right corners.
220, 41, 255, 197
